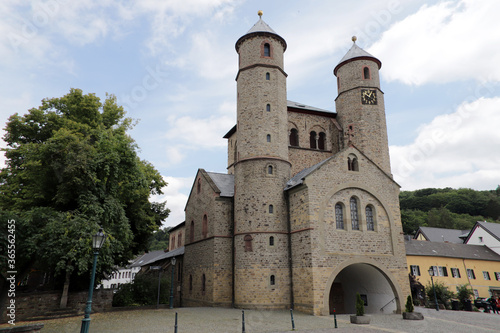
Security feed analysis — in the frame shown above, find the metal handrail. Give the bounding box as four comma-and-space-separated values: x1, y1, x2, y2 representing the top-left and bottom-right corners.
380, 296, 397, 312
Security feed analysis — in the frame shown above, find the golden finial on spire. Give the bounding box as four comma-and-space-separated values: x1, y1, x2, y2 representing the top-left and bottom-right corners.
352, 36, 357, 43
258, 10, 263, 18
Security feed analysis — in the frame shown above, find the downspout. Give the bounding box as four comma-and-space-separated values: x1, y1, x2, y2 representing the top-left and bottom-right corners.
286, 190, 294, 309
231, 197, 235, 308
462, 258, 474, 298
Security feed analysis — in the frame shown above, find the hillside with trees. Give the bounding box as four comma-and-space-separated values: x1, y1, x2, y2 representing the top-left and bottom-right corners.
400, 187, 500, 235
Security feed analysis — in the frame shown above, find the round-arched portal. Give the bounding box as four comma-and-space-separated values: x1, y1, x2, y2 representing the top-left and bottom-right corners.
328, 263, 399, 315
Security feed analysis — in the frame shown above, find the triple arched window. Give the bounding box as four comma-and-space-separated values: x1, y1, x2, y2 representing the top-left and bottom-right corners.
337, 198, 375, 231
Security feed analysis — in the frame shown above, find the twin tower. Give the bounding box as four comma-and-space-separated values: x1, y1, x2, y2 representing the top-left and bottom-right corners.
182, 13, 408, 315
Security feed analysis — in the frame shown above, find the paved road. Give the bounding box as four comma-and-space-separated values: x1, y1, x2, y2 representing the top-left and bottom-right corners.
3, 306, 500, 332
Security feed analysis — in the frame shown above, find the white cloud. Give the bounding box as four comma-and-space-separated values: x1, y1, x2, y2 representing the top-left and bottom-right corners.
390, 96, 500, 190
370, 0, 500, 85
153, 176, 194, 228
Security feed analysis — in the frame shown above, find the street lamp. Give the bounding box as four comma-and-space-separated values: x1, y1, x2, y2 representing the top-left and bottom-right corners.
428, 266, 439, 311
170, 257, 176, 309
81, 228, 107, 333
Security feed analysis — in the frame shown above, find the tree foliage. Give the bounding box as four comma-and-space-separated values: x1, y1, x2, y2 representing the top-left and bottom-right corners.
0, 89, 169, 293
400, 187, 500, 235
148, 227, 171, 251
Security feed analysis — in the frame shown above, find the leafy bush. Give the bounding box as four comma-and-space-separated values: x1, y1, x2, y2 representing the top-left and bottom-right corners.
426, 280, 454, 309
112, 272, 170, 307
405, 295, 414, 313
355, 293, 365, 316
456, 284, 474, 310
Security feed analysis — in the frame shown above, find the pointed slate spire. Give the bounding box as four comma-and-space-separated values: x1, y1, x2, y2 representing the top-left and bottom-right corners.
334, 36, 381, 75
236, 11, 287, 52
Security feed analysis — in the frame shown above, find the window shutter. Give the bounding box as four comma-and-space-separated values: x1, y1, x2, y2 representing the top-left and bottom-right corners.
417, 266, 420, 276
456, 268, 461, 278
443, 267, 448, 277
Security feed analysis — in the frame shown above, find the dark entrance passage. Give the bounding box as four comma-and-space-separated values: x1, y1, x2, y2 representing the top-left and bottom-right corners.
328, 263, 397, 314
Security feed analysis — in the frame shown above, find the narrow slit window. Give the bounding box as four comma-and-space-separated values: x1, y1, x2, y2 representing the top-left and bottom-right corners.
269, 205, 274, 214
266, 104, 271, 112
270, 275, 275, 285
264, 43, 270, 57
266, 72, 270, 80
268, 165, 273, 174
267, 134, 271, 142
269, 236, 274, 246
363, 66, 370, 79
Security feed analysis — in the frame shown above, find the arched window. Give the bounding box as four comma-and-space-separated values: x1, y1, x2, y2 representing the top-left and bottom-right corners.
264, 43, 271, 57
266, 72, 270, 80
268, 165, 273, 175
310, 131, 317, 149
178, 232, 182, 247
269, 204, 274, 214
244, 234, 253, 252
171, 235, 175, 250
270, 275, 275, 286
266, 104, 271, 112
269, 236, 274, 246
202, 274, 206, 294
363, 66, 370, 80
289, 128, 299, 146
350, 197, 359, 230
189, 275, 193, 292
202, 214, 208, 238
318, 132, 326, 150
348, 154, 359, 171
197, 178, 201, 194
366, 206, 374, 231
267, 134, 271, 142
335, 203, 344, 229
190, 221, 194, 243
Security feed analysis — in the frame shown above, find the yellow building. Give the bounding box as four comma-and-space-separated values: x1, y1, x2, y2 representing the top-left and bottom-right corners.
406, 239, 500, 299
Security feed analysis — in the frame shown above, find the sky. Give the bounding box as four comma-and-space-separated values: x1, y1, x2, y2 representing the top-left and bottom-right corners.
1, 0, 499, 228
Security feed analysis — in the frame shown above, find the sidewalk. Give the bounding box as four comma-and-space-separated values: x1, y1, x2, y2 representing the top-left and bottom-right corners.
2, 306, 500, 332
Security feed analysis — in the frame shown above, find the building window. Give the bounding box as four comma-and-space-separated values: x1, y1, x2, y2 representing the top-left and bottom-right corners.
197, 178, 201, 194
350, 197, 359, 230
495, 272, 500, 281
178, 232, 182, 247
318, 132, 326, 150
202, 214, 208, 238
202, 274, 206, 294
190, 221, 194, 243
363, 66, 370, 80
366, 206, 374, 231
267, 134, 271, 142
289, 128, 299, 146
269, 205, 274, 214
266, 72, 270, 80
268, 165, 273, 175
189, 275, 193, 292
438, 266, 448, 277
266, 104, 271, 112
244, 234, 253, 252
410, 265, 420, 276
473, 289, 479, 298
348, 155, 359, 171
269, 236, 274, 246
171, 236, 175, 250
479, 236, 483, 243
270, 275, 275, 286
264, 43, 271, 57
335, 203, 344, 229
309, 131, 317, 149
483, 271, 491, 280
451, 268, 461, 278
467, 268, 476, 280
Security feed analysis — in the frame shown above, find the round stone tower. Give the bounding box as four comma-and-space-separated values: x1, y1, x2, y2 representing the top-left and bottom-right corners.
334, 37, 392, 175
233, 12, 291, 309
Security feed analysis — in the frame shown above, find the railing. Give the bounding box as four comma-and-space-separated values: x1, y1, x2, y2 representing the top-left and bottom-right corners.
380, 296, 397, 312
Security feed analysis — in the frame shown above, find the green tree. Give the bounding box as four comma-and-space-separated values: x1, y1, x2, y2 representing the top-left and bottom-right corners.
426, 280, 454, 309
148, 227, 171, 251
0, 89, 169, 311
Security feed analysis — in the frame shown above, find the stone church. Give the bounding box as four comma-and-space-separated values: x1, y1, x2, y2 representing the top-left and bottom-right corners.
181, 13, 410, 315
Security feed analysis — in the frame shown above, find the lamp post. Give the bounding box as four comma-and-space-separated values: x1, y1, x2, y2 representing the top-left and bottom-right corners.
170, 257, 176, 309
428, 267, 439, 311
81, 228, 107, 333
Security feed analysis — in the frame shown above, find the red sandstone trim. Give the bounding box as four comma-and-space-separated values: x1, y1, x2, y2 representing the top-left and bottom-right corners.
234, 156, 292, 168
235, 63, 288, 81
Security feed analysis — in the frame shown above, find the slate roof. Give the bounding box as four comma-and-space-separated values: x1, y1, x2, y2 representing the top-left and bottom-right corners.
131, 247, 185, 268
334, 41, 381, 75
415, 226, 470, 244
287, 100, 335, 114
405, 239, 500, 261
246, 17, 278, 35
206, 172, 234, 197
284, 158, 331, 191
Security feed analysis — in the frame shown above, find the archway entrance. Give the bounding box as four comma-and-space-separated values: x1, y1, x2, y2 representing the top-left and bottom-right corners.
329, 263, 397, 314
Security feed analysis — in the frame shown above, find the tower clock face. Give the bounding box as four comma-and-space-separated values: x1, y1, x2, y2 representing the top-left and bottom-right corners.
361, 89, 377, 105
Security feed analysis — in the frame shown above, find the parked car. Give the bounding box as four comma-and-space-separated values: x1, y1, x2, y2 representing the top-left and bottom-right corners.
474, 298, 491, 312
